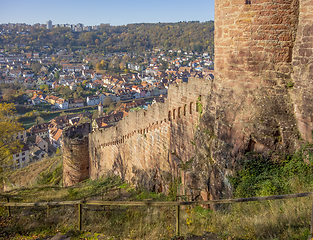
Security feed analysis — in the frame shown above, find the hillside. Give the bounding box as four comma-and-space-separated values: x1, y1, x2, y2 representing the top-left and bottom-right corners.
1, 155, 62, 192
0, 21, 214, 55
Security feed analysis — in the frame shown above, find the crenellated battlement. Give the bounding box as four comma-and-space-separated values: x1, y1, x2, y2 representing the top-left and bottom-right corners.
62, 78, 212, 192
87, 78, 211, 192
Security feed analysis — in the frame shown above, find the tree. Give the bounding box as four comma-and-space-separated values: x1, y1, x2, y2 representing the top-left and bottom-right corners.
96, 62, 103, 71
31, 62, 42, 74
159, 61, 169, 73
39, 84, 49, 92
2, 87, 15, 102
55, 71, 60, 79
103, 96, 113, 107
35, 116, 45, 125
56, 148, 60, 155
0, 103, 24, 166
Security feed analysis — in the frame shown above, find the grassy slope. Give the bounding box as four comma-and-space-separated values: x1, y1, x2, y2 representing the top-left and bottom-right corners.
1, 155, 62, 192
1, 144, 313, 239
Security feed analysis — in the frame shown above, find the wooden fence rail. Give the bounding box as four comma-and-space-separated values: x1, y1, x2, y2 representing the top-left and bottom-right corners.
1, 191, 313, 237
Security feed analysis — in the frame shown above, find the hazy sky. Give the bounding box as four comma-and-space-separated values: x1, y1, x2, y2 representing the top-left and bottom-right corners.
1, 0, 215, 26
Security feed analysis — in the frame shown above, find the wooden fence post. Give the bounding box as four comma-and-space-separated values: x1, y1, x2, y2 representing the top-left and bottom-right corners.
6, 197, 10, 217
176, 204, 180, 236
309, 200, 313, 239
47, 205, 50, 218
78, 203, 82, 231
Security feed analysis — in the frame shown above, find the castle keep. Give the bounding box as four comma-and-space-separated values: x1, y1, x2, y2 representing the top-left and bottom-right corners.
63, 0, 313, 200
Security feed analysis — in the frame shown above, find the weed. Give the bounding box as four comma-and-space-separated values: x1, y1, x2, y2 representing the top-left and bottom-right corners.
180, 158, 194, 171
287, 81, 294, 88
196, 96, 203, 116
229, 144, 313, 198
37, 164, 63, 186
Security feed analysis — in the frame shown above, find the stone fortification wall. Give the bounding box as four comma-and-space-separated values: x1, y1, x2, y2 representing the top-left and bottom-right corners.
193, 0, 302, 202
291, 0, 313, 142
89, 78, 211, 192
62, 123, 91, 187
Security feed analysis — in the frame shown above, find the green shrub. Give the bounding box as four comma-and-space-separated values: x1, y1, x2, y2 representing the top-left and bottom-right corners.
230, 144, 313, 198
37, 164, 63, 186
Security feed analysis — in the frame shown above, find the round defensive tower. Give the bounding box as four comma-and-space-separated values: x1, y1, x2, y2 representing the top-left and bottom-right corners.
291, 0, 313, 142
196, 0, 301, 202
213, 0, 300, 152
62, 123, 91, 187
215, 0, 299, 80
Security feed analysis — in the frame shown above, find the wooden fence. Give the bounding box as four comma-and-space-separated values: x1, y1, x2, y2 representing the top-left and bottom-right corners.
1, 191, 313, 237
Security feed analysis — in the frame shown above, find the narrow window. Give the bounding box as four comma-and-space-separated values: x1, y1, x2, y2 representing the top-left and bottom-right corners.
173, 109, 176, 120
178, 107, 181, 118
184, 105, 187, 116
190, 102, 193, 114
246, 0, 251, 4
168, 111, 172, 121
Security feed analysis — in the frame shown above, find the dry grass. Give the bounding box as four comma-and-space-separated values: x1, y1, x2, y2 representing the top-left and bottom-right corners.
1, 155, 62, 192
1, 188, 312, 239
177, 197, 312, 240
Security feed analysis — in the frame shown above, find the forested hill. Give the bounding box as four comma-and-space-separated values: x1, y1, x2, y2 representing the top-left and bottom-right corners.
0, 21, 214, 54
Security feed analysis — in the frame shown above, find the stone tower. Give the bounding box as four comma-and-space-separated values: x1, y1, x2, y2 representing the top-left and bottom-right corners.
291, 0, 313, 142
62, 123, 91, 187
213, 0, 300, 153
195, 0, 302, 200
98, 102, 103, 117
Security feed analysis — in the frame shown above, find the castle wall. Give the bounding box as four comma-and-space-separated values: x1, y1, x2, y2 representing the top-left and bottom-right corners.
291, 0, 313, 142
62, 123, 91, 187
194, 0, 302, 201
89, 78, 211, 191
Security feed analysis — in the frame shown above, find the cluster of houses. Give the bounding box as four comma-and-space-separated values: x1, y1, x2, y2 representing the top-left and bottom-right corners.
11, 130, 49, 169
11, 112, 92, 169
10, 95, 154, 170
92, 98, 148, 130
26, 65, 213, 111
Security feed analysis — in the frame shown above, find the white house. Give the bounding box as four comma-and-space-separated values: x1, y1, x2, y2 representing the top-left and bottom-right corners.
70, 82, 77, 91
86, 95, 100, 106
55, 98, 68, 109
15, 130, 27, 141
50, 128, 62, 149
12, 144, 30, 169
23, 71, 34, 78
